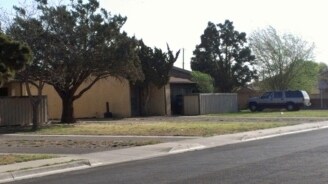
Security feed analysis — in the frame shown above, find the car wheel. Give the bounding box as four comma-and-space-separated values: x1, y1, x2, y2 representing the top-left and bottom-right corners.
257, 107, 263, 112
249, 103, 258, 112
286, 103, 295, 111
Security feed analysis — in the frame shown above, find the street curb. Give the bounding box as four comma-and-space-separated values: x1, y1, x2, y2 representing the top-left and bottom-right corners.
1, 122, 328, 183
0, 160, 91, 183
242, 125, 328, 142
169, 144, 206, 154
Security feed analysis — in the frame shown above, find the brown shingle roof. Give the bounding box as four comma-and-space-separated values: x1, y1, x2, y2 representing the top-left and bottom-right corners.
169, 76, 195, 84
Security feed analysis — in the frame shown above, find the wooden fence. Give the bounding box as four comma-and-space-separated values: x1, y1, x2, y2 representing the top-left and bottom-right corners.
0, 96, 48, 126
183, 93, 238, 115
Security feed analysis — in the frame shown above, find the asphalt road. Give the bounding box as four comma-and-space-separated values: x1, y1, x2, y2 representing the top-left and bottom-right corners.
11, 128, 328, 184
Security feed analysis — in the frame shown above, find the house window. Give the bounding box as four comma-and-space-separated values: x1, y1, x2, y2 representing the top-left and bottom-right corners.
0, 88, 9, 96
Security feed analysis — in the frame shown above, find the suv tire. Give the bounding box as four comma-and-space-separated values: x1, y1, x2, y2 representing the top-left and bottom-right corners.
286, 102, 295, 111
249, 103, 258, 112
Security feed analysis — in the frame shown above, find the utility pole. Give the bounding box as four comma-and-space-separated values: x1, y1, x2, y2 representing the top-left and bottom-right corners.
182, 48, 185, 69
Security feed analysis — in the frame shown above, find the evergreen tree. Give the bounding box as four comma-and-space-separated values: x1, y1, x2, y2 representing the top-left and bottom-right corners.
0, 32, 31, 85
137, 41, 179, 115
191, 20, 257, 92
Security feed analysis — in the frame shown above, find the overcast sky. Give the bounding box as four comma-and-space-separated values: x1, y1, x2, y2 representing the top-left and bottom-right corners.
2, 0, 328, 70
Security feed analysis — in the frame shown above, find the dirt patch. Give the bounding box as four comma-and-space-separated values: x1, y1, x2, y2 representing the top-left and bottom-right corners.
0, 135, 193, 154
1, 139, 160, 149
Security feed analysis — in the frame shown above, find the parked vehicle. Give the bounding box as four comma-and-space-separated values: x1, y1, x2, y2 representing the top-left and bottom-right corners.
248, 90, 311, 112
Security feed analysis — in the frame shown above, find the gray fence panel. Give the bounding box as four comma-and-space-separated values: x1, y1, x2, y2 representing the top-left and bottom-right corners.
183, 93, 238, 115
0, 96, 48, 126
199, 93, 238, 114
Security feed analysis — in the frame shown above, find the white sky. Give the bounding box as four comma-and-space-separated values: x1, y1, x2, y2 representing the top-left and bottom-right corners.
2, 0, 328, 70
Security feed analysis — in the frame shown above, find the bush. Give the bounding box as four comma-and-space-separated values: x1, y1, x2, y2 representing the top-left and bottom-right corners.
191, 71, 214, 93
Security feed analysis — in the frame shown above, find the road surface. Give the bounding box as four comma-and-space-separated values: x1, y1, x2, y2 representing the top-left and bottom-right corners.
11, 128, 328, 184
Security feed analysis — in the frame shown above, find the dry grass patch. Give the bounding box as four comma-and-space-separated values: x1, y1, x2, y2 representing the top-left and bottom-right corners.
2, 139, 161, 149
212, 110, 328, 118
35, 122, 292, 136
0, 154, 56, 165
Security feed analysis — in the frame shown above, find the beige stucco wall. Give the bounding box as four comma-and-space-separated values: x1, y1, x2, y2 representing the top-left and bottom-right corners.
2, 82, 23, 96
39, 85, 61, 119
9, 82, 23, 96
147, 84, 170, 116
165, 84, 171, 116
11, 76, 173, 119
22, 77, 131, 119
74, 78, 131, 118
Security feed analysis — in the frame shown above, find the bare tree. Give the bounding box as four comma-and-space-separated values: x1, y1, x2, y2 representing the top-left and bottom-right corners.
249, 26, 315, 90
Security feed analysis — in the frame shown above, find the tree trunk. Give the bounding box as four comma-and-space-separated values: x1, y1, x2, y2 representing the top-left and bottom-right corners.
31, 99, 41, 131
24, 82, 43, 131
61, 96, 76, 123
31, 104, 39, 130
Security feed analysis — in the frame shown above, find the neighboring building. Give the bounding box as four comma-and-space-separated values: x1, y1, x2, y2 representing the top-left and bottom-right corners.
312, 70, 328, 109
0, 67, 196, 119
169, 67, 197, 115
0, 81, 23, 97
236, 85, 262, 110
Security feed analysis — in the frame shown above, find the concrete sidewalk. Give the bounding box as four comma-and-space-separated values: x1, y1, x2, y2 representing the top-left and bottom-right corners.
1, 121, 328, 183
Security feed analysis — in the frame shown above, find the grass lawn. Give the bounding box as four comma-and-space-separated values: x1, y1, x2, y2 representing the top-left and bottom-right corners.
0, 154, 56, 165
14, 110, 327, 137
34, 122, 292, 137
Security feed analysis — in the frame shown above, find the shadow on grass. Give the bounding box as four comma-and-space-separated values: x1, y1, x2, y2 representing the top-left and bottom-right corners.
0, 118, 125, 134
0, 125, 36, 134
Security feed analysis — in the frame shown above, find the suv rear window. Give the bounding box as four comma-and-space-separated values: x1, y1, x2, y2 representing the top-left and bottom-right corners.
285, 91, 302, 98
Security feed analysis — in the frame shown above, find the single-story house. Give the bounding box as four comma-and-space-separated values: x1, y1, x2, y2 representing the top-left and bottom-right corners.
169, 67, 197, 114
0, 67, 196, 119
